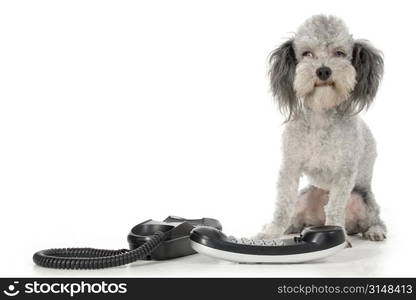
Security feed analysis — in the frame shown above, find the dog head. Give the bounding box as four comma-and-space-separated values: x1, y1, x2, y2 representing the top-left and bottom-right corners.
269, 15, 383, 120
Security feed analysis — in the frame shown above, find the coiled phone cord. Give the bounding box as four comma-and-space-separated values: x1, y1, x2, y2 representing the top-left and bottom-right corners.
33, 231, 165, 270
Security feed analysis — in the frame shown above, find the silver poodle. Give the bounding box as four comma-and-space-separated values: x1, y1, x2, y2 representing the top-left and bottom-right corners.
258, 15, 386, 243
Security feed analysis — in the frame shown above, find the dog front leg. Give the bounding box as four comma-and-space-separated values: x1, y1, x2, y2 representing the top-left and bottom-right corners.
258, 166, 300, 239
325, 176, 355, 232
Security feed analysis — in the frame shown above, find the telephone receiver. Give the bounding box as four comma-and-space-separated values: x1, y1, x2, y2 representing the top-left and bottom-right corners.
33, 216, 345, 269
190, 225, 346, 263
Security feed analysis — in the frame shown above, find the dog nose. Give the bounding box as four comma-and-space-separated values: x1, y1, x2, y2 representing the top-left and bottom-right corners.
316, 66, 332, 81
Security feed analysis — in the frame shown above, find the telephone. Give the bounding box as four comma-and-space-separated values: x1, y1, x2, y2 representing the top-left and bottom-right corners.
190, 225, 346, 263
33, 216, 345, 269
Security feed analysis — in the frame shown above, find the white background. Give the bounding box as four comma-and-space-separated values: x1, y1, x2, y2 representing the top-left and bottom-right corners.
0, 0, 415, 277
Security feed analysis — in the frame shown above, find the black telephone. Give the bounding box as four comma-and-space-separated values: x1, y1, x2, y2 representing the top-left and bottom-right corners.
33, 216, 345, 269
33, 216, 221, 270
127, 216, 222, 260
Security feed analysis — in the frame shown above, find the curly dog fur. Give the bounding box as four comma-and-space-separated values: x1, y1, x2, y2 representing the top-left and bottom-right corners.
258, 15, 386, 243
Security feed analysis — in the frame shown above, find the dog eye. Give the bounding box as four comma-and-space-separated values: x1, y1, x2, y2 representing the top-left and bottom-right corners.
334, 50, 346, 57
302, 51, 314, 58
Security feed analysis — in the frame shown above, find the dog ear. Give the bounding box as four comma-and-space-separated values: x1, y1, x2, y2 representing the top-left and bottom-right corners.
349, 40, 384, 112
269, 39, 298, 120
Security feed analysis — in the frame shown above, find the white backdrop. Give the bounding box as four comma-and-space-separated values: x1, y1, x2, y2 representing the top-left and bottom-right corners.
0, 0, 415, 277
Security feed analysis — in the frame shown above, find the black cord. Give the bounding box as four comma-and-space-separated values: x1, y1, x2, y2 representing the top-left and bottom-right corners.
33, 231, 165, 270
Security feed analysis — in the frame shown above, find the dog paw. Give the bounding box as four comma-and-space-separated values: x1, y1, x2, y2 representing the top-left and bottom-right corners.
362, 225, 386, 241
345, 239, 352, 248
256, 222, 285, 239
284, 224, 303, 234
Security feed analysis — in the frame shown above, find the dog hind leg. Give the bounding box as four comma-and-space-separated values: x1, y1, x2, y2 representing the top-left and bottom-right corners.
355, 187, 387, 241
286, 185, 385, 240
285, 185, 327, 234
